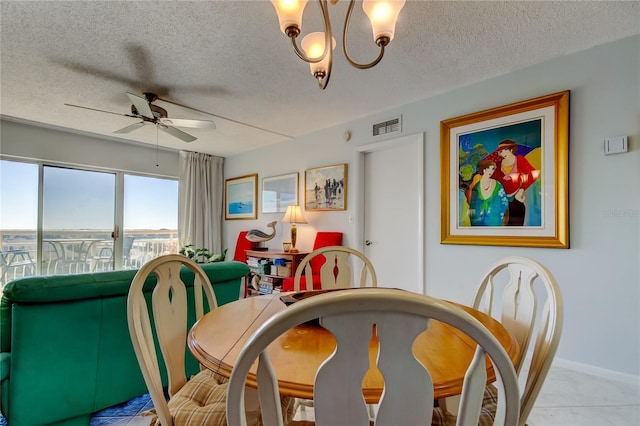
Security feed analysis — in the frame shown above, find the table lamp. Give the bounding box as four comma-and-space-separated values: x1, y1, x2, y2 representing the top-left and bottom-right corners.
282, 204, 307, 253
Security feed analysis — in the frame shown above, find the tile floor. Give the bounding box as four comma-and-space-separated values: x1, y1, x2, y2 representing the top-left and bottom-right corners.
525, 367, 639, 426
1, 366, 637, 425
90, 366, 640, 425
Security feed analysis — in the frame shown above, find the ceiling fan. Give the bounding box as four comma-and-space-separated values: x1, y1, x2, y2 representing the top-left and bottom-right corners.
65, 92, 215, 143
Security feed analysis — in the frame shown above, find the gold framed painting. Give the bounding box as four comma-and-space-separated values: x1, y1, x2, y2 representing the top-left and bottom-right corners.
304, 164, 347, 211
440, 91, 569, 248
225, 174, 258, 220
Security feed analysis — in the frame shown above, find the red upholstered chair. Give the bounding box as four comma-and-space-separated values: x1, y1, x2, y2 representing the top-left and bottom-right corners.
282, 231, 343, 291
233, 231, 259, 297
233, 231, 258, 263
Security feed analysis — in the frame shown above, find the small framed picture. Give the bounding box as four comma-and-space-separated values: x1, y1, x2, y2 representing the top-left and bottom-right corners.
305, 163, 347, 211
225, 174, 258, 220
262, 173, 298, 213
440, 91, 569, 248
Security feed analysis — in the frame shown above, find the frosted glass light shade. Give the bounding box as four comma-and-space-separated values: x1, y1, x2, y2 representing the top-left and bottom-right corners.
270, 0, 309, 34
301, 32, 336, 76
362, 0, 406, 43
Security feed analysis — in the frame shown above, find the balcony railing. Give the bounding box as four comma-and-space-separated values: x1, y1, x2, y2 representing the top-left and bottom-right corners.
1, 230, 178, 288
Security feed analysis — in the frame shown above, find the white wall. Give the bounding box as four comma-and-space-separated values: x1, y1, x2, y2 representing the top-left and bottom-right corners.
225, 35, 640, 378
0, 118, 179, 177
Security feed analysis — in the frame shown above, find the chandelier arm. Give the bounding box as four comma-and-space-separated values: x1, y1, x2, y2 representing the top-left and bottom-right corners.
318, 40, 333, 90
319, 0, 333, 89
342, 0, 387, 70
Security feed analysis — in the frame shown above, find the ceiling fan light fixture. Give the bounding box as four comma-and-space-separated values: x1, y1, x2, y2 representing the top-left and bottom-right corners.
270, 0, 405, 90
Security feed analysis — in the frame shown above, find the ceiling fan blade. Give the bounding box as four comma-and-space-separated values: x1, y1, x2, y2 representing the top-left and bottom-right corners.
157, 97, 292, 138
64, 103, 136, 118
159, 117, 216, 129
159, 125, 197, 143
114, 122, 145, 134
126, 92, 154, 119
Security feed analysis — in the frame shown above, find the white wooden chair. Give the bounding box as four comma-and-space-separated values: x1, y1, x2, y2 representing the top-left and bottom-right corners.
473, 256, 563, 426
226, 288, 520, 426
128, 254, 287, 426
292, 245, 378, 415
440, 256, 563, 426
293, 246, 377, 292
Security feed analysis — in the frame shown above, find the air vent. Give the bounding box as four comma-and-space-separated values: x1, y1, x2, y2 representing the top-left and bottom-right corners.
372, 116, 401, 137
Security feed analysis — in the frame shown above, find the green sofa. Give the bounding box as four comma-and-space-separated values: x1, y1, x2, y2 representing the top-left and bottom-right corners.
0, 261, 249, 425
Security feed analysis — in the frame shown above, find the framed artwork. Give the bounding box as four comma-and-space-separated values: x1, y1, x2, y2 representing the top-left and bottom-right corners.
305, 163, 347, 211
440, 91, 569, 248
262, 173, 298, 213
225, 174, 258, 220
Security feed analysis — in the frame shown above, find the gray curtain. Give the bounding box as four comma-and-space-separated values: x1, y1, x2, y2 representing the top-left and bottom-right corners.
178, 151, 224, 255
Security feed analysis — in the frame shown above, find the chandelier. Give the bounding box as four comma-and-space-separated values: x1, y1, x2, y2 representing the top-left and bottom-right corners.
270, 0, 406, 90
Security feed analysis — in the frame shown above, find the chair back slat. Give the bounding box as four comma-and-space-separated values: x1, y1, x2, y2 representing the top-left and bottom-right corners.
318, 251, 352, 289
500, 264, 538, 371
457, 346, 488, 424
151, 261, 190, 396
370, 314, 433, 426
256, 351, 283, 426
315, 313, 374, 425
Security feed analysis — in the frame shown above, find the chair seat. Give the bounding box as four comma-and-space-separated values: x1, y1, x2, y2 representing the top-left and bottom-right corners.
146, 370, 239, 426
148, 369, 294, 426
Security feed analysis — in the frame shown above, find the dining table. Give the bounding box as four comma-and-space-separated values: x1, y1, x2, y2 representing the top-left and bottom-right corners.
188, 292, 520, 403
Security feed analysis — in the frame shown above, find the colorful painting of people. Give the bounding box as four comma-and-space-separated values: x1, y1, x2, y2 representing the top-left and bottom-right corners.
492, 139, 541, 225
466, 159, 509, 226
458, 119, 542, 227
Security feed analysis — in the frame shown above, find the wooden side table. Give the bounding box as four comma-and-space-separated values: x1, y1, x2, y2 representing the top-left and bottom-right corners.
245, 250, 308, 296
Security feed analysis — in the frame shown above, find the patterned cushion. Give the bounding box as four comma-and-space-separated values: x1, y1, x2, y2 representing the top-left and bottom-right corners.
147, 369, 294, 425
431, 385, 499, 426
478, 384, 499, 426
432, 405, 456, 426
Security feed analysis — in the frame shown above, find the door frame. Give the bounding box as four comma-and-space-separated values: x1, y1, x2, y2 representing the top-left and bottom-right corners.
352, 132, 425, 294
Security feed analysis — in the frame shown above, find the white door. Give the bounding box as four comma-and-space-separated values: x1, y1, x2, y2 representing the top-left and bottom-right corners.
357, 133, 424, 294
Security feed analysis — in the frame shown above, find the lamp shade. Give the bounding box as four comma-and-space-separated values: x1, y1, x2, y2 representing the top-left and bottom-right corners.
362, 0, 406, 43
271, 0, 309, 34
282, 204, 308, 224
301, 32, 336, 77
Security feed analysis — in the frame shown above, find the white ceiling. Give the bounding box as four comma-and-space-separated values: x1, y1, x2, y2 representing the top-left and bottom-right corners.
1, 1, 638, 157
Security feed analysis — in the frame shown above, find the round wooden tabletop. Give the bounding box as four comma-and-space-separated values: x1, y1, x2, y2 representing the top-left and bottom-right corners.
188, 292, 520, 402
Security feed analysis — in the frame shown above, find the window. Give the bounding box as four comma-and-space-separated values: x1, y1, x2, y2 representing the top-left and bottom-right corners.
123, 175, 178, 269
0, 161, 38, 285
0, 159, 178, 287
43, 166, 115, 274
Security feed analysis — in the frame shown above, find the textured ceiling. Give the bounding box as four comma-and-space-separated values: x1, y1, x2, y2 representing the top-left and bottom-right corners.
1, 1, 638, 157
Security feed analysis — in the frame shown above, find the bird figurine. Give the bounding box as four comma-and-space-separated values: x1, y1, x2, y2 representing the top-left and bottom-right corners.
246, 221, 277, 243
